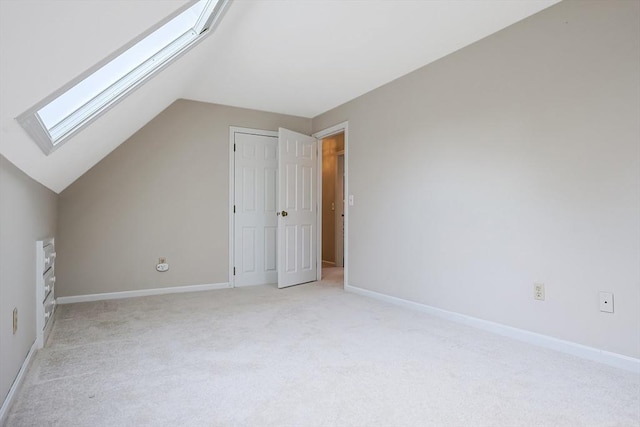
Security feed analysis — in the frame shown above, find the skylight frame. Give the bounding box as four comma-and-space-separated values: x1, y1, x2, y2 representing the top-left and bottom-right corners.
17, 0, 230, 156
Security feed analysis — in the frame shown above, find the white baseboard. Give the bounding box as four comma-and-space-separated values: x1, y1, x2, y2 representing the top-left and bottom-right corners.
0, 341, 36, 425
57, 282, 231, 304
345, 284, 640, 373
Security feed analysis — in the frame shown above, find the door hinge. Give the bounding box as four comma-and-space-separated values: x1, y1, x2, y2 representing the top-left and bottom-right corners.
233, 205, 236, 213
233, 267, 236, 275
234, 143, 236, 152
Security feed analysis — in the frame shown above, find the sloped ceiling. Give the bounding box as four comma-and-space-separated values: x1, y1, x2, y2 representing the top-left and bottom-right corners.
0, 0, 559, 193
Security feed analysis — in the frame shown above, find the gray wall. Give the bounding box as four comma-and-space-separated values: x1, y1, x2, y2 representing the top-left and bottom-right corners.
0, 155, 57, 403
313, 0, 640, 358
57, 100, 311, 297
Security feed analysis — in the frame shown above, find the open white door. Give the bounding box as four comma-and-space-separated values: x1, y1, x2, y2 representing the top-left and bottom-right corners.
277, 128, 318, 288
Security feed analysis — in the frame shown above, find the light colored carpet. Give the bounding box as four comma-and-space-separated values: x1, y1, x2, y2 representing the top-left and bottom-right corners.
6, 268, 640, 426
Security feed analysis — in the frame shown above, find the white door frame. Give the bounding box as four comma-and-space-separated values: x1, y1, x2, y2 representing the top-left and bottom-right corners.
335, 152, 345, 268
228, 126, 278, 288
313, 121, 349, 288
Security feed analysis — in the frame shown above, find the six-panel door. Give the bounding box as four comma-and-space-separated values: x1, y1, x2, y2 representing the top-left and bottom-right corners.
234, 132, 279, 286
277, 128, 318, 288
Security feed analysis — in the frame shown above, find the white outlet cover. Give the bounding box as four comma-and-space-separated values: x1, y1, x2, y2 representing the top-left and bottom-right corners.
156, 263, 169, 272
599, 292, 613, 313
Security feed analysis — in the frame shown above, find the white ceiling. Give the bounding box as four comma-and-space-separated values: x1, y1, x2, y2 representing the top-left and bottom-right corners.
0, 0, 559, 193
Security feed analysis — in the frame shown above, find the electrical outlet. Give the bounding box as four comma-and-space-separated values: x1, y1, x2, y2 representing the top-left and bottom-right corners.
599, 292, 614, 313
534, 283, 545, 301
156, 257, 169, 272
13, 308, 18, 334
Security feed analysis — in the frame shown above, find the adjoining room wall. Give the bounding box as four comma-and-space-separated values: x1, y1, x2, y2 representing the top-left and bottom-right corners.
313, 0, 640, 358
0, 155, 58, 403
57, 100, 311, 297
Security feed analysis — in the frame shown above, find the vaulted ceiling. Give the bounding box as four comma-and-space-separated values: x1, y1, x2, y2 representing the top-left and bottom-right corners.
0, 0, 559, 193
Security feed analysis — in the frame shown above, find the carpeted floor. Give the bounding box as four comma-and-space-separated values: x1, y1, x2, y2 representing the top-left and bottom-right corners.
6, 268, 640, 426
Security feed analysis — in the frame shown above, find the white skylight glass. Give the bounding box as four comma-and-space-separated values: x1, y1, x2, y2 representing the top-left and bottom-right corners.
18, 0, 227, 155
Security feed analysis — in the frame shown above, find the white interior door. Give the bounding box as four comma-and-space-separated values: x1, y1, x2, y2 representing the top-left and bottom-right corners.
278, 128, 318, 288
234, 132, 278, 286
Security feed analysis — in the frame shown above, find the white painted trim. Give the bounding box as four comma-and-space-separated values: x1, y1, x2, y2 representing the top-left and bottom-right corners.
316, 138, 323, 282
229, 127, 235, 288
313, 122, 349, 288
335, 153, 345, 268
345, 284, 640, 373
228, 127, 279, 289
56, 282, 231, 304
312, 122, 349, 140
0, 341, 36, 425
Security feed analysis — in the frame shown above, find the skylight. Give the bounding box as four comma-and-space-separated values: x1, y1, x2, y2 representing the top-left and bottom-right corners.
18, 0, 228, 155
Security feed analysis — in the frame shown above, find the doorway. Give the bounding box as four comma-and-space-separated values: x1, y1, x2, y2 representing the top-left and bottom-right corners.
320, 132, 345, 288
315, 121, 348, 289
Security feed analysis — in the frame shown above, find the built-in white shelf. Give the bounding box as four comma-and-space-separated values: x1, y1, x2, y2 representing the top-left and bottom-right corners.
36, 238, 56, 348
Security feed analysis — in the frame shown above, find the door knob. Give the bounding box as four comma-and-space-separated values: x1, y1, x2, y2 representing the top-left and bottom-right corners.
281, 211, 288, 217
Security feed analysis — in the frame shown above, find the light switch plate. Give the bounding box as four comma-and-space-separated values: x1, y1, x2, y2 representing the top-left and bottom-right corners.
599, 292, 613, 313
